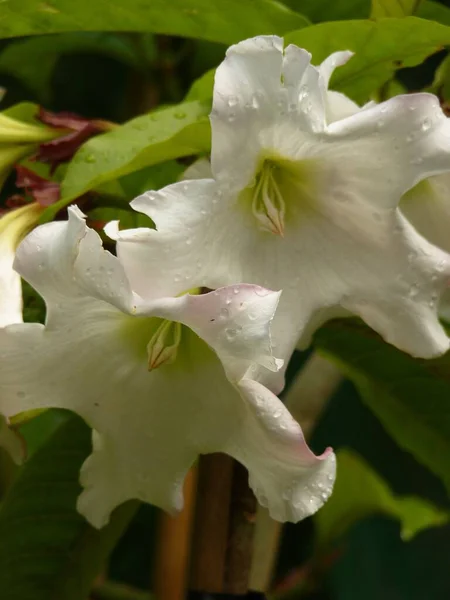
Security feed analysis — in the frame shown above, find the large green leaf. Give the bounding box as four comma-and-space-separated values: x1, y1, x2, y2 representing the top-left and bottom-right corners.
0, 413, 139, 600
282, 0, 370, 21
286, 17, 450, 103
0, 0, 308, 45
371, 0, 421, 18
315, 320, 450, 496
42, 100, 211, 220
315, 449, 448, 550
0, 33, 140, 103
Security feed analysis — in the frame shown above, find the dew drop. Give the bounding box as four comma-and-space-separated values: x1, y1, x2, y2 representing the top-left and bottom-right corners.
174, 274, 181, 282
85, 153, 96, 163
174, 111, 186, 119
251, 94, 260, 109
227, 95, 239, 107
421, 118, 431, 132
220, 308, 229, 319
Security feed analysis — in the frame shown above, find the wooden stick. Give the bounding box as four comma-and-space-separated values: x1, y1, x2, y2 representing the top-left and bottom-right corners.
223, 462, 257, 594
189, 454, 234, 593
154, 468, 198, 600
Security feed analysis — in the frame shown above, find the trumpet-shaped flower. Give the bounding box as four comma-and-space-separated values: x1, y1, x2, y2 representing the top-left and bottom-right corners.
0, 207, 335, 528
0, 202, 43, 327
320, 56, 450, 323
110, 37, 450, 367
0, 203, 42, 463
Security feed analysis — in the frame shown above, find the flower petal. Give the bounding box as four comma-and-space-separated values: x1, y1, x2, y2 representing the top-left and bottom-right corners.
401, 174, 450, 321
210, 36, 327, 191
0, 203, 42, 327
327, 94, 450, 205
325, 90, 360, 123
229, 379, 335, 522
0, 316, 328, 527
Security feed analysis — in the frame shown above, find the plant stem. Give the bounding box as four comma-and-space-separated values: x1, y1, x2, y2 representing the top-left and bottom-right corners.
189, 454, 234, 593
223, 462, 257, 594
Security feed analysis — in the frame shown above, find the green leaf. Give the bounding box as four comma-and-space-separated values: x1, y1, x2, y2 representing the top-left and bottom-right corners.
315, 320, 450, 496
282, 0, 370, 21
426, 53, 450, 100
0, 413, 139, 600
0, 33, 140, 103
42, 100, 211, 221
418, 0, 450, 26
286, 17, 450, 103
185, 68, 215, 102
371, 0, 421, 18
0, 0, 308, 45
315, 450, 448, 550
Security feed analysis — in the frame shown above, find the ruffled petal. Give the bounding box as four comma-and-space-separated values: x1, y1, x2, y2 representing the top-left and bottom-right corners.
210, 36, 327, 190
401, 174, 450, 321
228, 379, 335, 522
0, 314, 327, 527
401, 174, 450, 255
318, 50, 353, 87
325, 90, 360, 123
327, 94, 450, 205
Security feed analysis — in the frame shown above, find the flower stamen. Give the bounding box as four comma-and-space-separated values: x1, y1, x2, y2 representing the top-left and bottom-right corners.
251, 162, 286, 236
146, 319, 182, 371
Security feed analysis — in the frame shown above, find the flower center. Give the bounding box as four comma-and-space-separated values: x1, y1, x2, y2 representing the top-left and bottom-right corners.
120, 288, 208, 372
244, 156, 317, 236
146, 319, 182, 371
251, 160, 286, 236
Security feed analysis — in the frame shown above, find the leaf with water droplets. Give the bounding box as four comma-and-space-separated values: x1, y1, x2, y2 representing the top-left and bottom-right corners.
42, 101, 211, 222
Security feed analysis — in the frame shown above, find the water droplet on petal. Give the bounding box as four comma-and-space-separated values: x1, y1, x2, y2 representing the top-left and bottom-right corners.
227, 95, 239, 107
421, 118, 431, 132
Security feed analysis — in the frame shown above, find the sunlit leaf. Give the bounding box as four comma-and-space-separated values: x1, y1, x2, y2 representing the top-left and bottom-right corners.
286, 17, 450, 103
0, 0, 308, 45
371, 0, 421, 18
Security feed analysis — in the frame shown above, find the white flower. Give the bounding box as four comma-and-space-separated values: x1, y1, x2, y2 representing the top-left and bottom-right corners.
109, 36, 450, 368
321, 56, 450, 323
0, 207, 335, 528
0, 203, 43, 464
